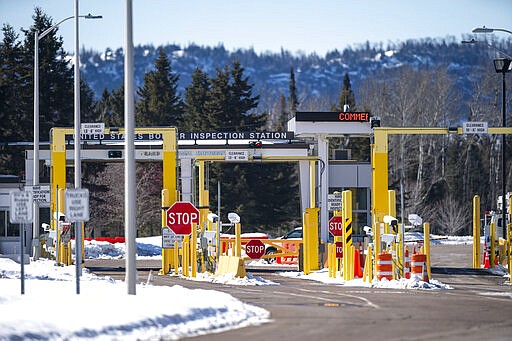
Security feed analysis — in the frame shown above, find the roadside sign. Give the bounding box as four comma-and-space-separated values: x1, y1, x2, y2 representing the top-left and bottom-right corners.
65, 189, 90, 222
162, 228, 183, 248
81, 122, 105, 135
245, 239, 266, 259
462, 121, 487, 134
60, 222, 72, 243
335, 242, 343, 258
225, 150, 249, 161
328, 216, 343, 237
328, 193, 342, 211
166, 201, 200, 235
26, 185, 50, 207
9, 190, 33, 223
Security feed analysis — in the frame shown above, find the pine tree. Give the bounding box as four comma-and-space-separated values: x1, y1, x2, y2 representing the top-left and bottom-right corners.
289, 66, 299, 116
136, 48, 183, 127
182, 67, 211, 131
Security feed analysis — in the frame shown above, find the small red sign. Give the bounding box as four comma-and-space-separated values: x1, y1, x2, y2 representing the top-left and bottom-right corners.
245, 239, 266, 259
335, 242, 343, 258
165, 201, 200, 235
328, 216, 343, 237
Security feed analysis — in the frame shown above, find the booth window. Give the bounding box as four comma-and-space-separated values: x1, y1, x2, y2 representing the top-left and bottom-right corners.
0, 210, 19, 237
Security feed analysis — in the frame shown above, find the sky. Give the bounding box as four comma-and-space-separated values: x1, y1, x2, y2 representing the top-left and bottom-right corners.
1, 0, 511, 56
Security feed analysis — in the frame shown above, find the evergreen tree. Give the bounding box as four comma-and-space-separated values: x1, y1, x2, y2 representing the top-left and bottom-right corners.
136, 48, 183, 127
288, 66, 299, 116
182, 67, 211, 131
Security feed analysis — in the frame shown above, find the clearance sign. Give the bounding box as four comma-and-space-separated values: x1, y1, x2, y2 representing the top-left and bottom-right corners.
295, 111, 370, 122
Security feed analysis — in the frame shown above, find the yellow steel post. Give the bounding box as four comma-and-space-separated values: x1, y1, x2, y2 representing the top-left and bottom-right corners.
490, 221, 496, 269
305, 207, 320, 273
234, 223, 242, 258
161, 189, 172, 274
328, 243, 335, 278
363, 245, 373, 282
57, 188, 66, 264
342, 190, 353, 281
198, 161, 210, 231
161, 127, 177, 205
473, 195, 481, 268
371, 129, 389, 224
191, 223, 197, 277
388, 190, 397, 218
424, 222, 431, 279
173, 240, 179, 275
309, 160, 316, 208
185, 236, 190, 277
374, 220, 381, 256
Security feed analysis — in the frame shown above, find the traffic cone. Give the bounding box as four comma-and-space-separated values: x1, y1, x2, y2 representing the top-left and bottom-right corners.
146, 270, 155, 285
482, 249, 490, 269
354, 248, 363, 278
422, 262, 429, 283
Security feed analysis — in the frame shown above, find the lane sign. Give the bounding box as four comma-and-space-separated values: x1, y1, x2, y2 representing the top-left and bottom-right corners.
166, 201, 200, 235
245, 239, 266, 259
162, 228, 183, 248
9, 190, 33, 223
328, 216, 343, 237
65, 189, 90, 222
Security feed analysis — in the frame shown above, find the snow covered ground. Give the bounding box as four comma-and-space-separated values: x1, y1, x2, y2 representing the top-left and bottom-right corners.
1, 234, 509, 340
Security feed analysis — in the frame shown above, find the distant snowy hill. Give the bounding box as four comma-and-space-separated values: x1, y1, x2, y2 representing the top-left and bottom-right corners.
79, 36, 506, 111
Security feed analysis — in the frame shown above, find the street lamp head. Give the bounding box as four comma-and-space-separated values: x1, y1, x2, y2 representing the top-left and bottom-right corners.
461, 39, 477, 44
494, 58, 512, 74
85, 14, 102, 19
472, 26, 494, 33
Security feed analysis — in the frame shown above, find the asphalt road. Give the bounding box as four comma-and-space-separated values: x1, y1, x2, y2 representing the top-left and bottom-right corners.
85, 244, 512, 341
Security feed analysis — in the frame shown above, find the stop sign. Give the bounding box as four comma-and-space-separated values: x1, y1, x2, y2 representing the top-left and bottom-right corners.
245, 239, 266, 259
328, 216, 343, 237
166, 201, 199, 235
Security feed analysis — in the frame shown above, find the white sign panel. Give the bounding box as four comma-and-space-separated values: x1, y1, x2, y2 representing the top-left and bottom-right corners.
162, 228, 183, 248
9, 190, 33, 223
463, 122, 488, 134
178, 150, 225, 159
26, 185, 50, 206
327, 193, 342, 211
65, 189, 90, 222
81, 122, 105, 135
225, 150, 249, 161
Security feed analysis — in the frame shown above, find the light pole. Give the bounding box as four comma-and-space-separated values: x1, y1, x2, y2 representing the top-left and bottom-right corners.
494, 58, 511, 237
33, 12, 101, 260
473, 26, 512, 35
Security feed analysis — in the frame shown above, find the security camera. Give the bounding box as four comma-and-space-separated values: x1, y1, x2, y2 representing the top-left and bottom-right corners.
207, 213, 219, 223
227, 212, 240, 224
41, 223, 50, 231
408, 214, 423, 226
363, 225, 373, 235
383, 215, 397, 225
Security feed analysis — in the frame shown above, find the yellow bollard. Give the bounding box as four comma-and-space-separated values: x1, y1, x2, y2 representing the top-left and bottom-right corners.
424, 222, 431, 279
328, 244, 335, 278
191, 223, 197, 278
473, 195, 481, 268
363, 245, 373, 283
183, 238, 189, 277
173, 240, 179, 275
374, 221, 381, 256
234, 223, 242, 258
490, 221, 496, 269
342, 190, 353, 281
161, 189, 172, 274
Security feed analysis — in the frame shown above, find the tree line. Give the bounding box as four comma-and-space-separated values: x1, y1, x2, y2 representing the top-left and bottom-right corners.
1, 9, 510, 236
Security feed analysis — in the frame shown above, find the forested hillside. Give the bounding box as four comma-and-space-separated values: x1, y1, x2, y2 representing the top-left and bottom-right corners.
1, 9, 511, 236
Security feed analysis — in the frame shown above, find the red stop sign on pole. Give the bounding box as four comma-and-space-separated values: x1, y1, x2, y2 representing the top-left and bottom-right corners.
328, 216, 343, 237
335, 242, 343, 258
245, 239, 266, 259
166, 201, 200, 235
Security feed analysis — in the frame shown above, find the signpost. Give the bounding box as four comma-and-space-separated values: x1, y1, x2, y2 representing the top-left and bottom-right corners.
9, 190, 33, 295
328, 216, 343, 237
245, 239, 266, 259
165, 201, 200, 235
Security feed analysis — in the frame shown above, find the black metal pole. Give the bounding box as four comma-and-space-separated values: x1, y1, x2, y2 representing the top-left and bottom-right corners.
502, 71, 507, 238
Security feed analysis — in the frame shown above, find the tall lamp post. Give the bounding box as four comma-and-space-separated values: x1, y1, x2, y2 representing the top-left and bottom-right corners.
33, 12, 101, 260
494, 58, 511, 237
472, 26, 512, 238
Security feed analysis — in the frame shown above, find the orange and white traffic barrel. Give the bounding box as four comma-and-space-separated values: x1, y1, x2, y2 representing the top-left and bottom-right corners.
411, 253, 427, 281
376, 252, 393, 280
404, 246, 411, 279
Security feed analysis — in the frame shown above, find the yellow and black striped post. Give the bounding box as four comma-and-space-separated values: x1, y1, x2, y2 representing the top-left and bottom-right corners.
342, 190, 353, 281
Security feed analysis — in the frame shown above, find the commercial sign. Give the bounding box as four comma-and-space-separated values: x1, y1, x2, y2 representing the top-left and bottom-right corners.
462, 121, 488, 134
178, 131, 294, 140
295, 112, 371, 122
